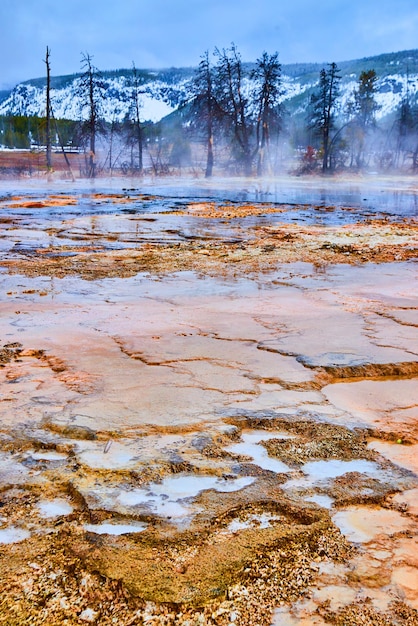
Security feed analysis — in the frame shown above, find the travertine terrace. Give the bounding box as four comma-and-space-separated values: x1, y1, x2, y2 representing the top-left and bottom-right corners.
0, 176, 417, 625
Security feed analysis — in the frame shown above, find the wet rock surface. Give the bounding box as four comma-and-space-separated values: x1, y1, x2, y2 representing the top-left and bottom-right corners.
0, 179, 417, 625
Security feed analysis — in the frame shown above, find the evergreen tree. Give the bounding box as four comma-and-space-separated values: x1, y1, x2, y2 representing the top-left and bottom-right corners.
396, 99, 414, 159
352, 69, 380, 167
309, 62, 341, 171
394, 92, 418, 171
251, 51, 283, 176
411, 105, 418, 172
354, 70, 379, 128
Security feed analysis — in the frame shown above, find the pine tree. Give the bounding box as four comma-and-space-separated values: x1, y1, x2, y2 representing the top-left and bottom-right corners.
395, 87, 418, 170
309, 62, 341, 172
352, 69, 380, 167
251, 51, 283, 176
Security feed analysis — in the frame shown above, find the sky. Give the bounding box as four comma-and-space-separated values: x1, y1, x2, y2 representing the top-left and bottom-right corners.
1, 0, 418, 89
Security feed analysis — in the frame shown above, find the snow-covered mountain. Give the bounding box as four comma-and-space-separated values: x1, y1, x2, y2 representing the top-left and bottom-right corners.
0, 69, 192, 123
0, 50, 417, 124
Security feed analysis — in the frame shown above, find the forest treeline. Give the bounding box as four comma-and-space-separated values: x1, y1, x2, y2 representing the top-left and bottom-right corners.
1, 46, 418, 177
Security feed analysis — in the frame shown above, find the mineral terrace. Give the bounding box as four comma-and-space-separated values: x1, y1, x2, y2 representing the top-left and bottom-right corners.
0, 177, 417, 626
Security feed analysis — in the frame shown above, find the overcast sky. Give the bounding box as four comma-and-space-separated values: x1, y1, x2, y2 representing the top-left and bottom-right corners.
1, 0, 418, 88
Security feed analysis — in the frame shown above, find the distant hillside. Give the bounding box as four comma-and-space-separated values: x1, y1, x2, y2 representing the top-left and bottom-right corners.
0, 49, 417, 125
0, 89, 12, 103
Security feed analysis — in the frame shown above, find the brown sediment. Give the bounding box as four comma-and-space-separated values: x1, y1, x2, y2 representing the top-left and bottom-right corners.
311, 361, 418, 388
0, 342, 23, 364
262, 421, 372, 465
2, 233, 416, 280
67, 494, 327, 603
175, 200, 288, 218
0, 192, 162, 210
0, 519, 348, 626
316, 599, 417, 626
0, 411, 417, 624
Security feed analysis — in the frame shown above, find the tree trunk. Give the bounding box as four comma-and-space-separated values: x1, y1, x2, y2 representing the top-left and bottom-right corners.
205, 132, 213, 177
136, 121, 143, 172
322, 136, 329, 171
45, 47, 52, 171
135, 101, 143, 172
89, 67, 96, 177
257, 147, 263, 177
243, 152, 253, 177
413, 144, 418, 171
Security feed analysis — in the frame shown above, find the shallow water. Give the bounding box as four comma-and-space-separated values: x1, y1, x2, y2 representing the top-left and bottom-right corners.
83, 520, 148, 535
301, 459, 380, 480
29, 450, 68, 462
0, 526, 31, 544
1, 176, 417, 266
2, 174, 417, 216
226, 512, 284, 533
116, 475, 255, 522
36, 499, 74, 518
282, 458, 387, 495
225, 430, 294, 473
304, 494, 334, 509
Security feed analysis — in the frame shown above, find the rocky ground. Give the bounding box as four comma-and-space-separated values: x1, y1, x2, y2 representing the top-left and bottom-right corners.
0, 183, 417, 625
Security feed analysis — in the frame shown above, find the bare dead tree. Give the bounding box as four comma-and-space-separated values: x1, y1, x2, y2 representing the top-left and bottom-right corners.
130, 63, 144, 173
190, 50, 218, 177
44, 46, 52, 170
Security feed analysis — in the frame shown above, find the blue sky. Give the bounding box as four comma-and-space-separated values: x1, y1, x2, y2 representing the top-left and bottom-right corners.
1, 0, 418, 88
